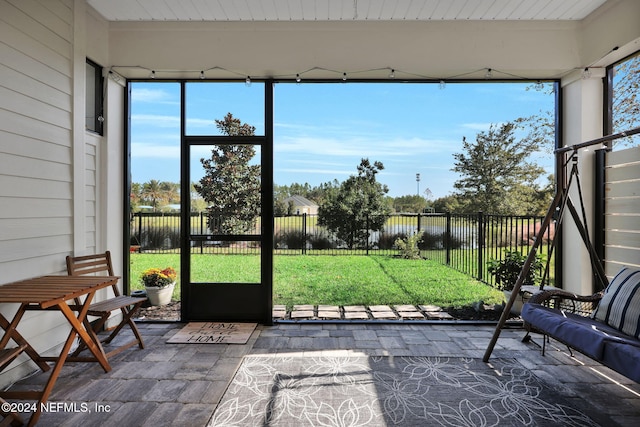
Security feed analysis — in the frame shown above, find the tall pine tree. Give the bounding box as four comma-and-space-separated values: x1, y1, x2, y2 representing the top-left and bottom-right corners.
452, 123, 546, 215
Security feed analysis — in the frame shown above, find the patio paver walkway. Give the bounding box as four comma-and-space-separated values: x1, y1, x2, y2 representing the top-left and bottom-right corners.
3, 321, 640, 426
273, 304, 480, 321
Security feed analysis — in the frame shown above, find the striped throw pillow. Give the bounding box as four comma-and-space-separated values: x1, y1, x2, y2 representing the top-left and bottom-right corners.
592, 267, 640, 338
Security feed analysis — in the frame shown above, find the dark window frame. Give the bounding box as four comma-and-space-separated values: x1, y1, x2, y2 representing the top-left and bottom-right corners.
605, 49, 640, 145
598, 49, 640, 267
86, 58, 104, 135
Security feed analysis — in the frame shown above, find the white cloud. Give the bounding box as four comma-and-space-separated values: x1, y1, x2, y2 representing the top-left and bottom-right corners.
275, 135, 456, 157
282, 159, 349, 168
188, 118, 216, 128
279, 168, 353, 176
132, 114, 179, 128
131, 114, 217, 129
131, 143, 179, 158
274, 122, 319, 132
131, 88, 178, 104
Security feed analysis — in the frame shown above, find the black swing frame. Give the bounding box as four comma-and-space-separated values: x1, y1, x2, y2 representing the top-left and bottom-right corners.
484, 126, 640, 362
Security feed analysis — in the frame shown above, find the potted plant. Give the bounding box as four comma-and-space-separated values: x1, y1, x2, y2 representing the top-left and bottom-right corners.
141, 267, 177, 306
487, 250, 543, 314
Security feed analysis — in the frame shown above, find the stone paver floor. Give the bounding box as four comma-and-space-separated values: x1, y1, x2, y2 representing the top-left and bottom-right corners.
4, 321, 640, 426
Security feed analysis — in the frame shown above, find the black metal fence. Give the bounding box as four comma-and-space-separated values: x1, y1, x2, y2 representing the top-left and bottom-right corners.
130, 212, 555, 287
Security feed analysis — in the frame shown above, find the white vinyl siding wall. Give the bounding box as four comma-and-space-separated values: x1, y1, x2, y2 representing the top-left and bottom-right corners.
0, 0, 74, 278
605, 146, 640, 275
0, 0, 81, 384
85, 134, 98, 251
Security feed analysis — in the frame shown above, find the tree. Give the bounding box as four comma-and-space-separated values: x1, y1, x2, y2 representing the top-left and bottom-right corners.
452, 123, 546, 215
138, 180, 180, 211
189, 182, 208, 212
139, 180, 165, 210
318, 159, 392, 249
393, 194, 427, 213
611, 53, 640, 147
130, 182, 142, 210
274, 180, 339, 211
517, 56, 639, 151
194, 113, 261, 234
432, 194, 467, 213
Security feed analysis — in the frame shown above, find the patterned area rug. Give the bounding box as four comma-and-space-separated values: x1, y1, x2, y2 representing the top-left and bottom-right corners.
209, 355, 611, 426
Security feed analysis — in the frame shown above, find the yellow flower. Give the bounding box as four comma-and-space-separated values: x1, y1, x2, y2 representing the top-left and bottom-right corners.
141, 267, 177, 288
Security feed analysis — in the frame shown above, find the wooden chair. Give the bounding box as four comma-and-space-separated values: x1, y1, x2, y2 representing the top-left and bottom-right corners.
0, 344, 28, 426
66, 251, 147, 358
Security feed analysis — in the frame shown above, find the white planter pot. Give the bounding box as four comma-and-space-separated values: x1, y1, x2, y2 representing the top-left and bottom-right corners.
503, 290, 527, 315
145, 282, 175, 306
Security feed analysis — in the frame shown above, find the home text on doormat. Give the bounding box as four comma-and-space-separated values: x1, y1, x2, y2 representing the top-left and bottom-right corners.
167, 322, 257, 344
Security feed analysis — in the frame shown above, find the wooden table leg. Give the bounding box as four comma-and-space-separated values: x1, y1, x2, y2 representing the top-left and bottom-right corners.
19, 297, 112, 426
56, 298, 111, 373
0, 308, 50, 372
24, 320, 83, 426
0, 312, 83, 426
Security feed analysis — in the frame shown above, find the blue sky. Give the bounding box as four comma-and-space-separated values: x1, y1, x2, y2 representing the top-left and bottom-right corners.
131, 81, 555, 200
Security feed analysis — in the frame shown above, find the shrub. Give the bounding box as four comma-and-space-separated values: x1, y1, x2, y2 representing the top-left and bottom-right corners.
418, 230, 442, 249
141, 226, 180, 250
309, 230, 336, 249
487, 228, 514, 248
378, 232, 406, 250
442, 232, 465, 250
487, 249, 543, 291
417, 230, 465, 250
394, 232, 423, 259
275, 230, 307, 249
130, 232, 142, 246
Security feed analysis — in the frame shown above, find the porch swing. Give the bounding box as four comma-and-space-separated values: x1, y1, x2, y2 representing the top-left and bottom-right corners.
483, 127, 640, 382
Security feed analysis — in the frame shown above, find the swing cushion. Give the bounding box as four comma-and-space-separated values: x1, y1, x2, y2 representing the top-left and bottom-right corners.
522, 267, 640, 382
522, 302, 640, 382
592, 267, 640, 339
522, 304, 635, 359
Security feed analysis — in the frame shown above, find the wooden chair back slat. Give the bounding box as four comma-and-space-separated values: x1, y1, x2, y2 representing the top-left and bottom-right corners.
66, 252, 114, 277
67, 251, 118, 295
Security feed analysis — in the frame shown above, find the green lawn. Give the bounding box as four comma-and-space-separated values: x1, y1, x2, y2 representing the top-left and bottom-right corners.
129, 254, 504, 309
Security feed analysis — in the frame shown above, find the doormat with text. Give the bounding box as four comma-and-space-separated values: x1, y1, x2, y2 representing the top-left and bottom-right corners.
167, 322, 257, 344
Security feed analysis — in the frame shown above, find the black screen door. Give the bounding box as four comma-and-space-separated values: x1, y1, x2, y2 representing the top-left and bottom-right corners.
180, 82, 273, 323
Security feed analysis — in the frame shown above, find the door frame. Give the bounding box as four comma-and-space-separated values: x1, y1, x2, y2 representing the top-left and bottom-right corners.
179, 80, 273, 324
